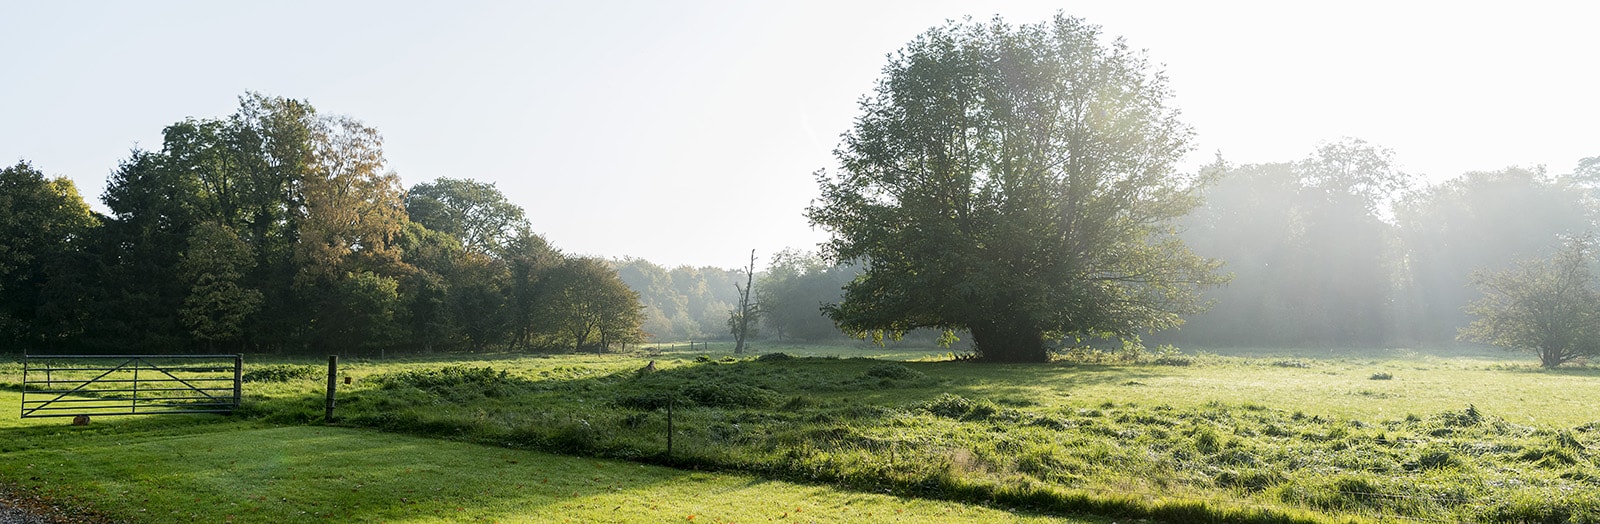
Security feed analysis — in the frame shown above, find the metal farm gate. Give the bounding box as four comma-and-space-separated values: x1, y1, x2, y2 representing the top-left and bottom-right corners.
20, 354, 242, 419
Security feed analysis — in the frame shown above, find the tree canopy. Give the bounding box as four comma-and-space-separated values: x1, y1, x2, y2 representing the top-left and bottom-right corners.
0, 162, 96, 347
405, 178, 530, 258
0, 93, 644, 356
807, 15, 1224, 362
1460, 238, 1600, 368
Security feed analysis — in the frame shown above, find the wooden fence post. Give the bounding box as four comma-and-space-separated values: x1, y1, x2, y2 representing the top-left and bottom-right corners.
325, 355, 338, 423
232, 354, 243, 412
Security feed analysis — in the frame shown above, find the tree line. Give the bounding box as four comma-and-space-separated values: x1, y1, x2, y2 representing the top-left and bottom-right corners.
790, 14, 1600, 363
8, 15, 1596, 363
1161, 141, 1600, 351
764, 137, 1600, 354
0, 93, 644, 355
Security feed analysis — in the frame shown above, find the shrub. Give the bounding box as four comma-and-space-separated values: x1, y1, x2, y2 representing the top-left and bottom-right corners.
546, 418, 601, 454
1369, 372, 1394, 380
923, 393, 976, 418
755, 352, 793, 362
242, 364, 321, 383
373, 366, 529, 398
1152, 355, 1193, 366
862, 363, 924, 380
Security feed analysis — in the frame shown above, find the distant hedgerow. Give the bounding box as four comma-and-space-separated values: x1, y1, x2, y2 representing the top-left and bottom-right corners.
614, 379, 782, 410
373, 366, 531, 398
242, 364, 321, 383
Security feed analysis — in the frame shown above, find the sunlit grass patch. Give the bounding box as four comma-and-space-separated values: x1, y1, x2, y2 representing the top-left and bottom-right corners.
0, 390, 1088, 523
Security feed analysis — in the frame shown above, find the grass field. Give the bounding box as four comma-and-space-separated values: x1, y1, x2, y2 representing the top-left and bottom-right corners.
5, 344, 1600, 522
0, 390, 1085, 523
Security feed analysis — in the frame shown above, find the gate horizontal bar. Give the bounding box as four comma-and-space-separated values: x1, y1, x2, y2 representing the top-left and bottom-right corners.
23, 410, 236, 418
24, 356, 243, 361
20, 353, 243, 419
23, 395, 236, 403
28, 378, 235, 385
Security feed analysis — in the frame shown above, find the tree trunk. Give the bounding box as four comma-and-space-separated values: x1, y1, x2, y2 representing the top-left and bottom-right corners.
733, 249, 757, 354
1542, 347, 1565, 368
970, 320, 1048, 363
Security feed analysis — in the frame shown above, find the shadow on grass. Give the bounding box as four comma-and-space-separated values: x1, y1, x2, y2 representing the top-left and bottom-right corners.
1492, 365, 1600, 377
0, 356, 1338, 523
284, 357, 1327, 523
0, 421, 722, 522
0, 413, 1095, 523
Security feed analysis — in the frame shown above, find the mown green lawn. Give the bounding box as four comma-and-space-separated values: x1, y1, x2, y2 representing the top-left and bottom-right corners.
0, 390, 1084, 523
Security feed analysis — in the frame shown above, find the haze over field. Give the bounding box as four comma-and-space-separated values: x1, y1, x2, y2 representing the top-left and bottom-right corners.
3, 1, 1598, 268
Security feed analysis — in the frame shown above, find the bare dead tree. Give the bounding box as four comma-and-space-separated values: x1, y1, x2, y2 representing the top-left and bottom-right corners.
731, 249, 758, 354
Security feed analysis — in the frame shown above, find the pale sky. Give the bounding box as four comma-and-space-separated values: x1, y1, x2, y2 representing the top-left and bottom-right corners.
4, 1, 1597, 269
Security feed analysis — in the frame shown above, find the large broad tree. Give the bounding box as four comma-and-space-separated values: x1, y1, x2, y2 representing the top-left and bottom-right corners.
0, 162, 97, 347
1460, 237, 1600, 368
547, 257, 645, 352
405, 178, 531, 258
807, 14, 1223, 362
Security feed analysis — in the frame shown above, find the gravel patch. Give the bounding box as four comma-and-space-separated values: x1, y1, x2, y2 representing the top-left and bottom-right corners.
0, 485, 108, 524
0, 502, 51, 524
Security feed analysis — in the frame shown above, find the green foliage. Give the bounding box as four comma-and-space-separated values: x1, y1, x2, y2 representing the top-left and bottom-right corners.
1172, 141, 1408, 348
1, 93, 647, 356
0, 161, 96, 346
546, 257, 645, 352
241, 364, 321, 383
404, 177, 530, 257
373, 365, 532, 399
808, 15, 1224, 362
1396, 167, 1597, 344
920, 393, 980, 418
1054, 339, 1191, 366
612, 258, 744, 342
680, 381, 782, 409
1461, 237, 1600, 367
862, 362, 924, 381
755, 249, 856, 342
178, 221, 262, 347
